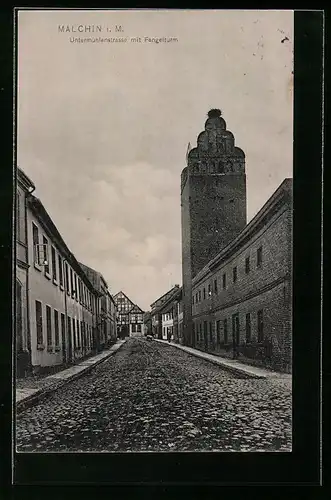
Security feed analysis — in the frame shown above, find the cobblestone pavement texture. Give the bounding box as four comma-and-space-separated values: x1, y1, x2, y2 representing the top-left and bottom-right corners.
16, 338, 292, 452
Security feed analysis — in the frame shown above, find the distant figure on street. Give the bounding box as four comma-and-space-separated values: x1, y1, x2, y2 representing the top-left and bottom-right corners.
167, 330, 172, 343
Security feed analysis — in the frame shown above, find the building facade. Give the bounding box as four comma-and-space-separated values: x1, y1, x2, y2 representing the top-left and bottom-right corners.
191, 179, 292, 372
180, 109, 292, 373
150, 285, 181, 340
113, 291, 144, 338
143, 311, 152, 336
15, 168, 36, 377
181, 109, 247, 346
26, 195, 98, 373
79, 263, 117, 350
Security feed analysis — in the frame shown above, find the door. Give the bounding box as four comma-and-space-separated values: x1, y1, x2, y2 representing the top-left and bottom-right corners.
204, 321, 208, 350
61, 313, 67, 364
16, 280, 23, 352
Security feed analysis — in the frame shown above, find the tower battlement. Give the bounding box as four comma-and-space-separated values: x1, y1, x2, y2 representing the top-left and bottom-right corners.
181, 109, 247, 346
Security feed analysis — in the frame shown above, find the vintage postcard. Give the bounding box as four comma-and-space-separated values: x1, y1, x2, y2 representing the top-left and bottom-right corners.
15, 8, 293, 455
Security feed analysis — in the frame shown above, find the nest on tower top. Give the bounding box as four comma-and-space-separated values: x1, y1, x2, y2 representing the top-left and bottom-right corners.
207, 109, 222, 118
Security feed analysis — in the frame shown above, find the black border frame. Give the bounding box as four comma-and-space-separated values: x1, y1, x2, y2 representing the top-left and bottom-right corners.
0, 6, 324, 494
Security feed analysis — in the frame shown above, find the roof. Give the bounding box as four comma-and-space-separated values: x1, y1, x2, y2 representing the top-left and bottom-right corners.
193, 178, 293, 286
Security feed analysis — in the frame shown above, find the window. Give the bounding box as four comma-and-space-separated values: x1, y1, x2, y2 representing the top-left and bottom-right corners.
216, 320, 221, 345
214, 279, 218, 294
46, 305, 52, 347
196, 292, 198, 303
137, 324, 142, 333
35, 300, 43, 345
203, 288, 206, 300
192, 295, 194, 305
245, 256, 250, 274
233, 266, 237, 283
198, 290, 201, 302
32, 224, 39, 264
61, 313, 65, 345
223, 319, 228, 344
77, 319, 80, 348
43, 236, 50, 275
257, 246, 263, 267
65, 262, 70, 294
245, 313, 251, 343
257, 309, 264, 342
203, 321, 208, 348
222, 273, 226, 289
58, 256, 63, 287
209, 322, 213, 343
51, 247, 57, 282
208, 283, 212, 297
54, 310, 59, 346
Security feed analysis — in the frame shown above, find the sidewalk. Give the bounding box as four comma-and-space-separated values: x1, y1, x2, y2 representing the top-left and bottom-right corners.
16, 339, 126, 413
155, 339, 292, 381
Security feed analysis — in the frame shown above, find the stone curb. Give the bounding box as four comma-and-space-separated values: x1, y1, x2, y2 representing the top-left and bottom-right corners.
154, 339, 267, 379
16, 340, 127, 414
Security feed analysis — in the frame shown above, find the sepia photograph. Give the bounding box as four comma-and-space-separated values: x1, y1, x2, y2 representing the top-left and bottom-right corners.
15, 8, 293, 454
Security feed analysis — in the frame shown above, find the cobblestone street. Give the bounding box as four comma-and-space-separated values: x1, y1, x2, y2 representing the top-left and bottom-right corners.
16, 338, 291, 452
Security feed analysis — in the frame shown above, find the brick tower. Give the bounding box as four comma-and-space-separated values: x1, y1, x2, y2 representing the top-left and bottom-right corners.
181, 109, 247, 346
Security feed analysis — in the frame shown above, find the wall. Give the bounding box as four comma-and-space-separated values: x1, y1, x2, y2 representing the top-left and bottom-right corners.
189, 172, 246, 279
181, 168, 193, 346
27, 209, 96, 371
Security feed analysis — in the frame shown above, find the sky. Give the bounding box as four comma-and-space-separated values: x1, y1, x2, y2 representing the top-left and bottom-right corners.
17, 9, 293, 311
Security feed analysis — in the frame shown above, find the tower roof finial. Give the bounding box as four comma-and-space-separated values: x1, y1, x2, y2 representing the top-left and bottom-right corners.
208, 109, 222, 118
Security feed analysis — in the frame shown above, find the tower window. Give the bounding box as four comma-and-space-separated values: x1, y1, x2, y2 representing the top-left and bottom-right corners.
222, 273, 226, 289
257, 309, 264, 342
214, 279, 218, 294
245, 256, 250, 274
233, 266, 237, 283
203, 288, 206, 300
208, 283, 212, 297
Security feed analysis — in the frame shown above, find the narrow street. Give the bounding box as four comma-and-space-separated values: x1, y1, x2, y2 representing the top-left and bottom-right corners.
16, 338, 291, 452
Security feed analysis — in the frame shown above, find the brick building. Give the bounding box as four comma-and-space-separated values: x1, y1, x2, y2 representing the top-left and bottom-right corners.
180, 110, 292, 372
192, 179, 292, 372
181, 109, 246, 346
150, 285, 180, 339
